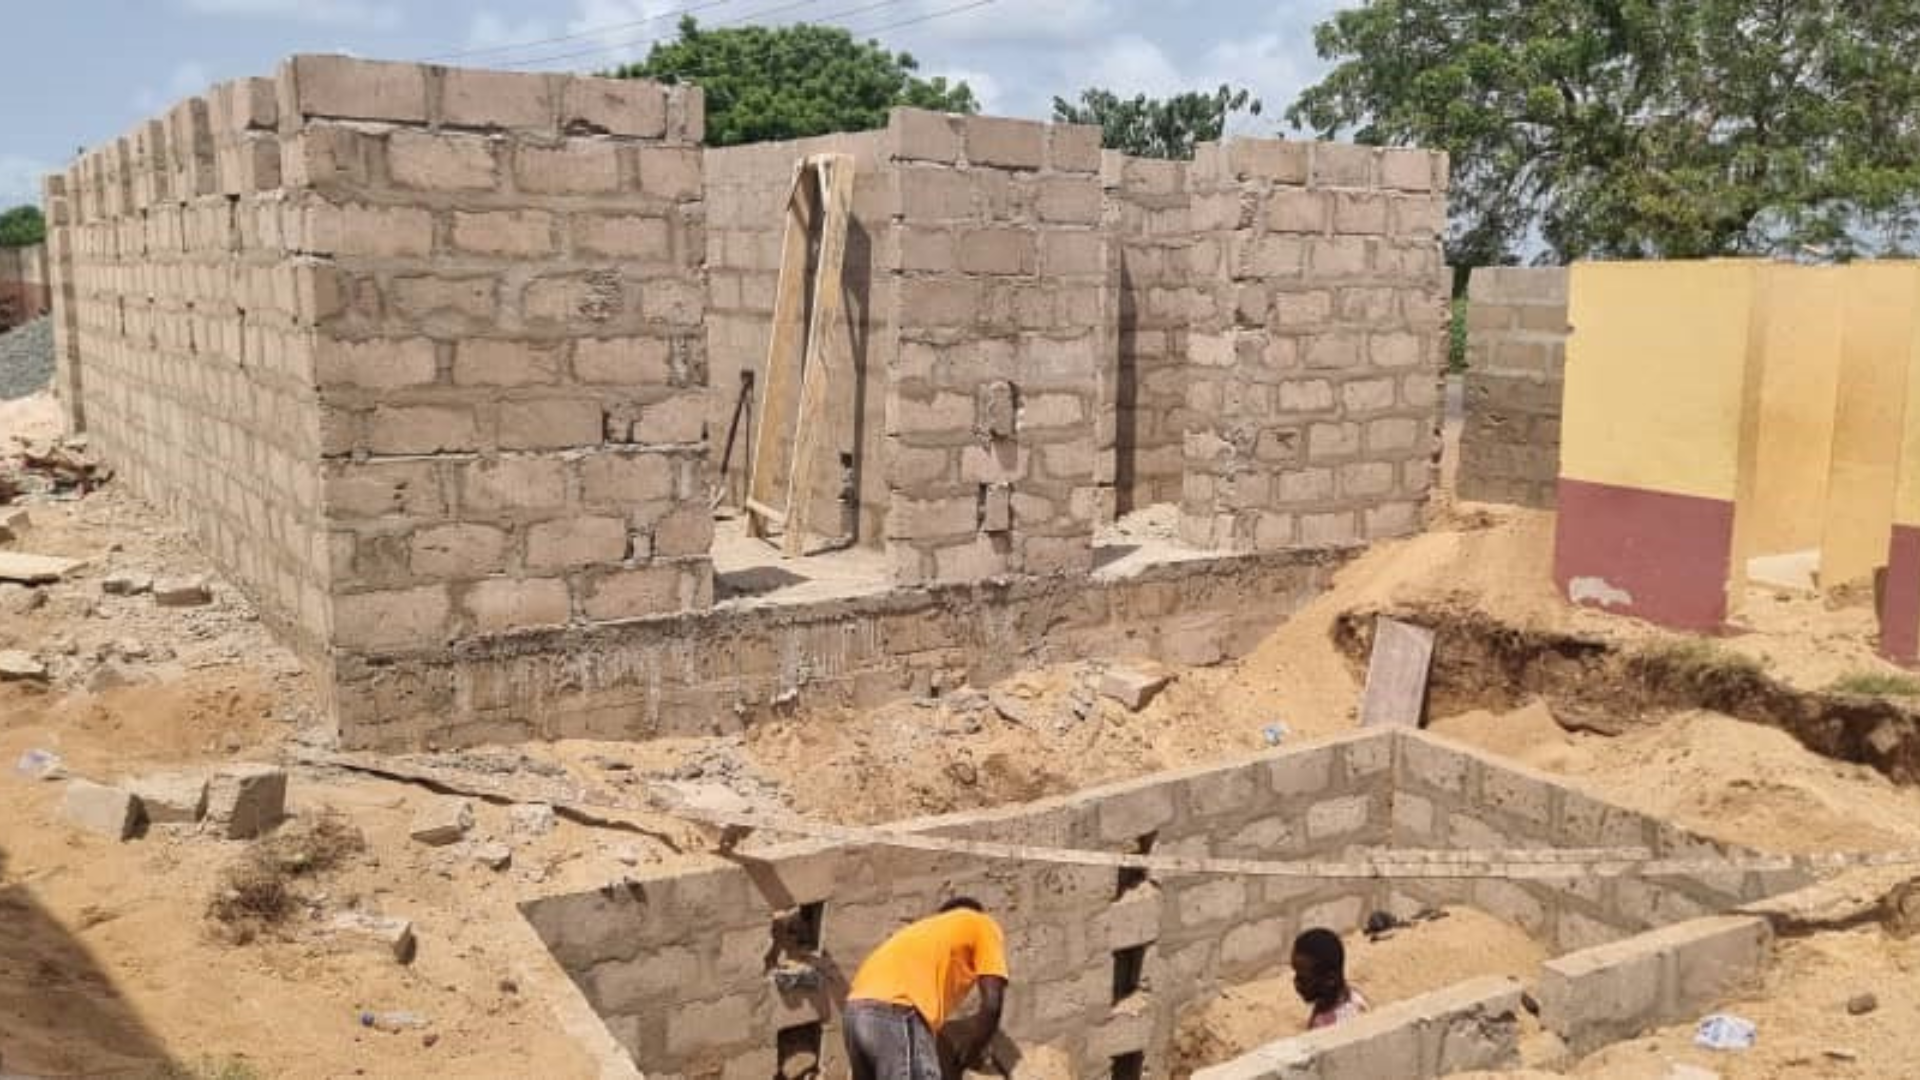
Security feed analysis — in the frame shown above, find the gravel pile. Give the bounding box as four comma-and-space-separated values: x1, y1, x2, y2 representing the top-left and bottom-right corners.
0, 317, 54, 401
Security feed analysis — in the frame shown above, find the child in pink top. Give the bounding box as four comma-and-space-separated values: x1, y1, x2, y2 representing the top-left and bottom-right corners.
1292, 928, 1370, 1030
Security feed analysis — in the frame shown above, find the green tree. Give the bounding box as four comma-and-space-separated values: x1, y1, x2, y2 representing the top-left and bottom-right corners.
1051, 85, 1261, 160
0, 204, 44, 248
1289, 1, 1920, 266
615, 17, 977, 147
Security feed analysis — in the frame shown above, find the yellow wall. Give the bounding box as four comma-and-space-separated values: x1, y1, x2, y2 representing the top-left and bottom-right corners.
1820, 264, 1920, 587
1735, 265, 1846, 555
1897, 330, 1920, 530
1562, 261, 1760, 501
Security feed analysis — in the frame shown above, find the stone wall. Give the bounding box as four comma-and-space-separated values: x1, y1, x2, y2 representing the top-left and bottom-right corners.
0, 242, 49, 327
1106, 153, 1194, 514
1179, 140, 1450, 552
1392, 731, 1807, 955
522, 729, 1399, 1079
521, 728, 1804, 1079
1456, 267, 1568, 508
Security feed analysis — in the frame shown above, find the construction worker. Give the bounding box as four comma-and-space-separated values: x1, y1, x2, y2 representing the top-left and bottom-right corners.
843, 897, 1010, 1080
1292, 927, 1369, 1029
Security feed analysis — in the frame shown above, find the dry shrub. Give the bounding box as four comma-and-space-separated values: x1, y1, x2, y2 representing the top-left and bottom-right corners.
207, 809, 364, 943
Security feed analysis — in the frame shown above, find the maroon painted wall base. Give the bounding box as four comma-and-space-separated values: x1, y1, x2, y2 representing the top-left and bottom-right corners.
1553, 476, 1736, 632
1883, 524, 1920, 665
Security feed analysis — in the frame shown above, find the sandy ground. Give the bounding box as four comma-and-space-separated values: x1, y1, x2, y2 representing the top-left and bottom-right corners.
7, 385, 1920, 1078
1171, 906, 1547, 1075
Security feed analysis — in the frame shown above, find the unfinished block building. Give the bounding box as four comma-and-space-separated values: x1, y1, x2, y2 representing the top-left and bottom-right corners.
44, 55, 1450, 748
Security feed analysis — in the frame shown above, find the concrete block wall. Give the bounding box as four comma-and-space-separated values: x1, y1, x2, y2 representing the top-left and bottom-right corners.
1391, 731, 1808, 955
48, 75, 335, 654
1192, 975, 1523, 1080
883, 110, 1111, 585
704, 129, 895, 544
1179, 140, 1450, 553
283, 56, 716, 665
522, 729, 1397, 1079
1457, 266, 1568, 508
1537, 914, 1770, 1055
1105, 152, 1195, 514
0, 241, 50, 327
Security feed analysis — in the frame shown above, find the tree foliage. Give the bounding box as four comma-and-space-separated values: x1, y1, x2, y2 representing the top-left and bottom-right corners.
1051, 85, 1261, 160
0, 205, 44, 248
1289, 1, 1920, 265
615, 17, 978, 147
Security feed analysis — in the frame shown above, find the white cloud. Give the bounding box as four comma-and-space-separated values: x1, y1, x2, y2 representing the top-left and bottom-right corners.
458, 11, 555, 57
133, 61, 214, 116
559, 0, 690, 66
1082, 34, 1185, 99
891, 0, 1113, 44
178, 0, 402, 30
0, 155, 55, 210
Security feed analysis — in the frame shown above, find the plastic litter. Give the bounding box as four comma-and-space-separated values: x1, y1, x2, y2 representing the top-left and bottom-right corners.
1261, 723, 1289, 747
13, 748, 64, 781
1693, 1013, 1756, 1051
360, 1010, 430, 1034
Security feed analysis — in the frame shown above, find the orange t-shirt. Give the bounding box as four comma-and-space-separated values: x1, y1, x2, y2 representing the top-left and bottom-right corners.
846, 909, 1010, 1031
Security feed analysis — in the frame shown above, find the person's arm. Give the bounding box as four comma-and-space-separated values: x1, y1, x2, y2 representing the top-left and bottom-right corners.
958, 975, 1007, 1070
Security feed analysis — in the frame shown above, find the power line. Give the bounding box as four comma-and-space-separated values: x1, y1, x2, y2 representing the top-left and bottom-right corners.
848, 0, 996, 36
490, 0, 827, 69
425, 0, 741, 63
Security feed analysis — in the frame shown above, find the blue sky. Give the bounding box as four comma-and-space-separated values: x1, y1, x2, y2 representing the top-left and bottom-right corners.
0, 0, 1350, 208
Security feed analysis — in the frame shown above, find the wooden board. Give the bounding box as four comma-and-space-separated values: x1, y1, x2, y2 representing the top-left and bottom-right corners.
0, 551, 82, 584
1358, 616, 1436, 728
781, 155, 855, 556
745, 163, 816, 542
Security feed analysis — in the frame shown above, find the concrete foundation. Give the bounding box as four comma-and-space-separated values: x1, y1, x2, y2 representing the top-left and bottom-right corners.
519, 729, 1807, 1080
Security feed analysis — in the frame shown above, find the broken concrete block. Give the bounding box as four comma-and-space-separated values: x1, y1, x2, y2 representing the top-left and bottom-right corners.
87, 660, 147, 692
976, 380, 1017, 440
468, 840, 512, 871
509, 802, 556, 838
128, 772, 209, 825
152, 576, 213, 606
0, 583, 44, 616
62, 779, 141, 840
980, 483, 1012, 533
204, 764, 288, 839
0, 552, 82, 584
1098, 664, 1173, 711
0, 508, 28, 543
410, 797, 474, 846
102, 573, 153, 596
329, 911, 417, 963
0, 650, 47, 682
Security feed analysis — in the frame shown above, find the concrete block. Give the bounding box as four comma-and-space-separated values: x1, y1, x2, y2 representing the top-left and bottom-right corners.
528, 516, 629, 570
0, 650, 47, 682
441, 67, 556, 132
388, 130, 497, 191
314, 337, 438, 390
333, 585, 451, 651
890, 107, 961, 163
516, 142, 620, 194
964, 116, 1044, 169
453, 339, 564, 387
62, 780, 140, 840
563, 77, 667, 138
1380, 148, 1433, 192
639, 147, 702, 200
1176, 878, 1248, 928
127, 772, 208, 825
1268, 747, 1332, 798
498, 398, 603, 451
1099, 664, 1172, 711
1309, 142, 1376, 188
1307, 795, 1370, 839
411, 523, 509, 579
153, 576, 213, 607
280, 55, 428, 123
1048, 123, 1102, 173
410, 797, 475, 846
1097, 783, 1176, 842
465, 576, 571, 632
452, 210, 555, 256
329, 911, 417, 963
1227, 139, 1309, 184
205, 764, 287, 839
